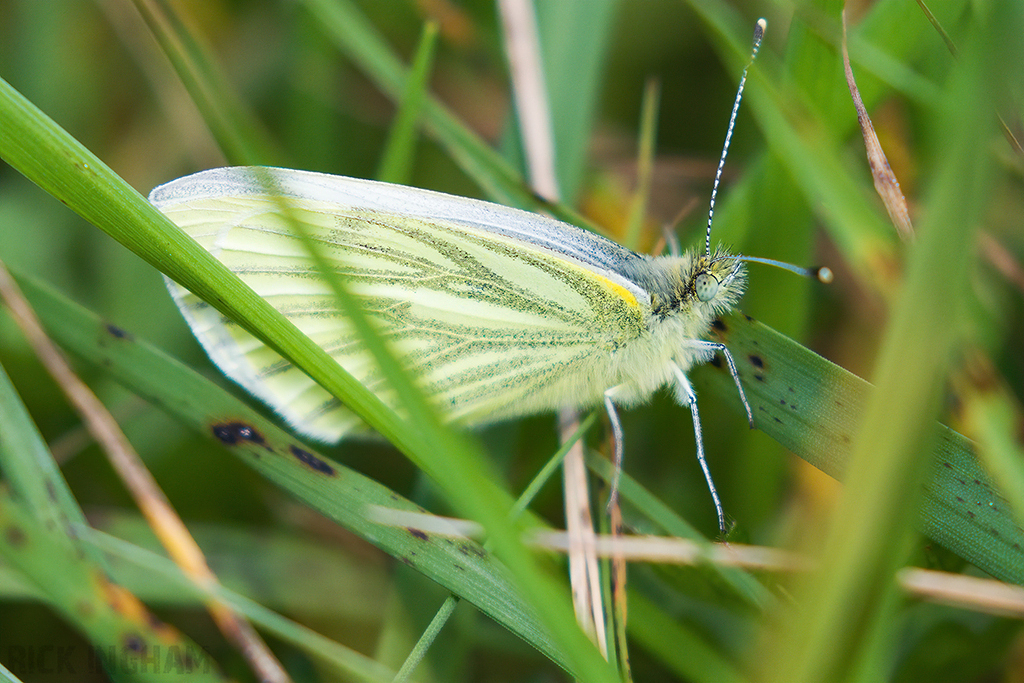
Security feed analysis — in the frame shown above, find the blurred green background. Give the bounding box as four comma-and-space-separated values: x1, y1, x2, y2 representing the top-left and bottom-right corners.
1, 0, 1023, 681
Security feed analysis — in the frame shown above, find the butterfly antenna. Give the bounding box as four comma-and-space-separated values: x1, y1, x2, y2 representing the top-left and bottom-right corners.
738, 256, 834, 283
706, 18, 766, 258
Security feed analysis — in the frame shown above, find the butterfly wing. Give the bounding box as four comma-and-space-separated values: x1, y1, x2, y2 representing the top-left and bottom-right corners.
152, 167, 653, 441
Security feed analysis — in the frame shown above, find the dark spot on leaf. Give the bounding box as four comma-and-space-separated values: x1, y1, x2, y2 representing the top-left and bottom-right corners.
748, 354, 764, 369
753, 374, 764, 382
5, 526, 26, 547
773, 417, 782, 424
956, 497, 964, 503
212, 422, 265, 446
105, 323, 132, 340
841, 434, 851, 444
401, 556, 414, 567
709, 356, 722, 368
291, 445, 336, 475
788, 386, 795, 393
967, 511, 976, 519
123, 634, 145, 653
779, 399, 787, 406
409, 528, 428, 541
744, 314, 754, 322
991, 528, 1000, 537
711, 319, 727, 332
458, 543, 486, 559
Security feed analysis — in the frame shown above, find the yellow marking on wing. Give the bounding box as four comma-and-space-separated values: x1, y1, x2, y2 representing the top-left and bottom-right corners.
596, 276, 640, 308
548, 257, 641, 309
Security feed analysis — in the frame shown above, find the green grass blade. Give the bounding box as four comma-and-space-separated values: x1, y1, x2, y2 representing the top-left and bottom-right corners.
130, 0, 282, 166
586, 451, 772, 609
700, 311, 1024, 585
0, 74, 619, 680
960, 374, 1024, 530
756, 5, 1007, 677
301, 0, 531, 209
533, 0, 619, 200
627, 589, 746, 683
299, 0, 592, 231
0, 355, 92, 546
376, 20, 439, 184
87, 529, 398, 683
0, 75, 413, 457
0, 474, 225, 681
9, 269, 602, 675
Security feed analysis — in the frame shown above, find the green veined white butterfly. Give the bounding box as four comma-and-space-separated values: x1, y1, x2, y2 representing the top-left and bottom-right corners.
151, 164, 824, 531
151, 20, 824, 532
151, 165, 751, 436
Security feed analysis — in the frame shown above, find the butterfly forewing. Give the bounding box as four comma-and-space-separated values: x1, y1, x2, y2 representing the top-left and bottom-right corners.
156, 170, 652, 441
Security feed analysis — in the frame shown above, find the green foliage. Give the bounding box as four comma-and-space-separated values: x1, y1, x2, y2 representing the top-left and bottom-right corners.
1, 0, 1022, 681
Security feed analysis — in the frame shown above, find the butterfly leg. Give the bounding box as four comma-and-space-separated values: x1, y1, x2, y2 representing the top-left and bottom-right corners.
686, 340, 753, 428
670, 364, 727, 535
602, 386, 627, 508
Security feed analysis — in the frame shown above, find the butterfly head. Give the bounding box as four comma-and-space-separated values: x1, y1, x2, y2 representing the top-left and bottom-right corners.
689, 249, 746, 314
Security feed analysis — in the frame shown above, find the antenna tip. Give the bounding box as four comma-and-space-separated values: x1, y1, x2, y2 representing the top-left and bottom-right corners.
815, 266, 834, 284
755, 18, 767, 39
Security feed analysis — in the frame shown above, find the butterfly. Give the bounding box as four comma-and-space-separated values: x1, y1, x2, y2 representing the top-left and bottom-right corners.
151, 165, 788, 531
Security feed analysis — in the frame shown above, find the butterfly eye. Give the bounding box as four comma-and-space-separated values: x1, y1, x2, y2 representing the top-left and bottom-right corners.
695, 272, 720, 302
